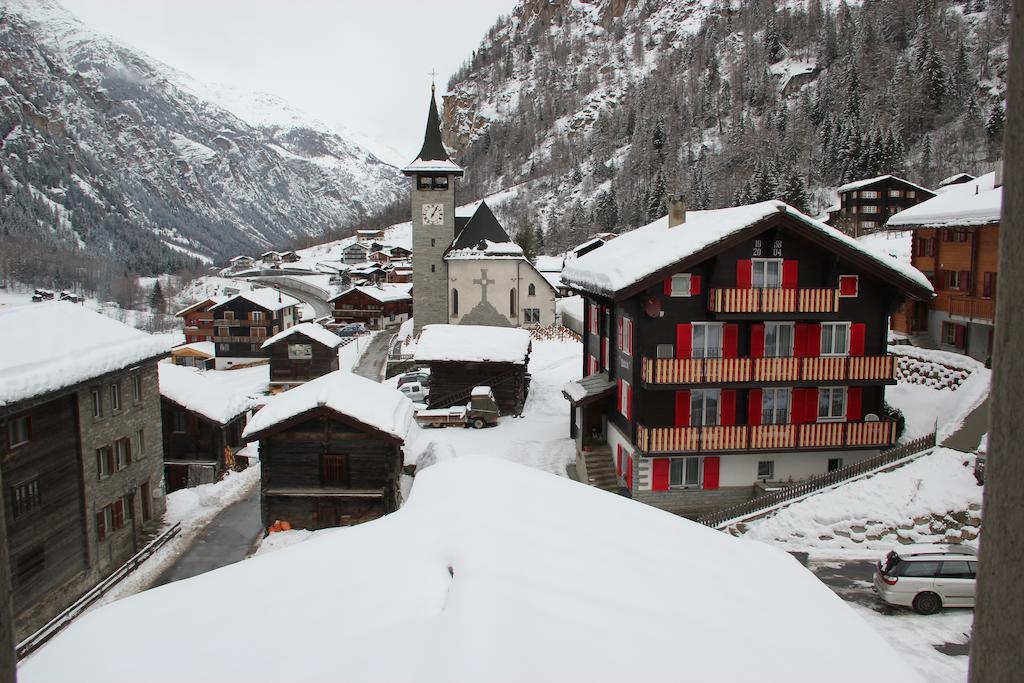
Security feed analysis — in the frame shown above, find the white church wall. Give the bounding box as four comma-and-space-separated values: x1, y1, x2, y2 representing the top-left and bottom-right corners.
448, 258, 556, 328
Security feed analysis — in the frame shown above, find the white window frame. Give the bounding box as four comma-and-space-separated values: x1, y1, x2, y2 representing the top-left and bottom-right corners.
752, 258, 783, 289
862, 205, 880, 214
820, 322, 851, 357
172, 410, 187, 434
618, 379, 631, 418
888, 189, 902, 198
761, 388, 791, 425
861, 190, 879, 199
8, 416, 30, 448
757, 460, 775, 479
861, 220, 878, 229
691, 323, 723, 359
97, 447, 112, 479
288, 343, 313, 360
134, 429, 145, 460
690, 389, 721, 427
131, 374, 142, 402
669, 274, 691, 297
907, 191, 916, 199
669, 457, 701, 488
115, 438, 130, 470
251, 311, 265, 322
619, 316, 634, 356
91, 388, 103, 418
523, 308, 541, 324
764, 322, 794, 358
818, 387, 847, 422
110, 383, 122, 412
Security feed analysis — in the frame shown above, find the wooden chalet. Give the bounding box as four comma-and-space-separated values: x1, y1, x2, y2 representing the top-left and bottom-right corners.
279, 250, 300, 263
176, 296, 227, 343
356, 229, 386, 242
560, 198, 934, 518
329, 284, 412, 330
828, 175, 936, 235
413, 324, 532, 415
209, 289, 300, 370
341, 242, 371, 264
388, 246, 412, 259
260, 322, 342, 390
242, 371, 414, 531
170, 341, 215, 369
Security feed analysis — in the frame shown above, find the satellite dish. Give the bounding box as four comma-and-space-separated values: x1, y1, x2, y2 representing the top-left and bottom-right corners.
644, 296, 662, 318
864, 413, 879, 422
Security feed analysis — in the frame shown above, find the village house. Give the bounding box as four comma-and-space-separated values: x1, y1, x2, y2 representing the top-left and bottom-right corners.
170, 341, 215, 369
329, 284, 413, 330
260, 322, 342, 390
560, 198, 934, 518
176, 295, 227, 343
827, 175, 936, 236
279, 250, 300, 264
0, 303, 169, 638
341, 242, 371, 265
260, 251, 282, 265
887, 170, 1002, 362
936, 172, 976, 191
414, 324, 532, 415
242, 371, 414, 531
356, 229, 386, 242
227, 255, 256, 273
158, 363, 266, 492
568, 233, 618, 261
209, 289, 300, 370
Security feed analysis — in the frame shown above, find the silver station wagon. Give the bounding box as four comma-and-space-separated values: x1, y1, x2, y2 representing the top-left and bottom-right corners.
873, 544, 978, 614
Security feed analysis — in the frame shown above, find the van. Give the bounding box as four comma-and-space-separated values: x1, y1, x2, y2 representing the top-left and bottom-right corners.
873, 544, 978, 614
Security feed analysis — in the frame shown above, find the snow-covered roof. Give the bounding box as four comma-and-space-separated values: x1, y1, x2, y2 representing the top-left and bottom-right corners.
445, 240, 525, 260
171, 341, 215, 357
0, 303, 172, 406
561, 200, 934, 297
562, 372, 615, 404
242, 370, 414, 441
260, 323, 342, 350
329, 285, 412, 304
414, 325, 531, 365
540, 272, 563, 291
938, 172, 975, 187
158, 363, 267, 424
401, 158, 464, 174
534, 254, 565, 272
229, 255, 253, 262
836, 174, 934, 196
174, 295, 228, 317
211, 289, 301, 313
17, 457, 921, 683
887, 172, 1002, 229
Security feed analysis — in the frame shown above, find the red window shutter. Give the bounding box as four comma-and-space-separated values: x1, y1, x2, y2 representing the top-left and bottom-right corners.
794, 324, 809, 358
959, 271, 970, 292
807, 324, 822, 357
652, 459, 670, 491
96, 510, 106, 541
720, 390, 737, 426
702, 456, 720, 490
748, 389, 763, 426
805, 388, 819, 423
616, 445, 623, 476
690, 275, 702, 296
664, 278, 672, 295
675, 324, 692, 358
983, 272, 994, 298
626, 454, 633, 489
846, 388, 863, 421
616, 380, 623, 415
782, 260, 798, 288
626, 383, 633, 420
750, 324, 765, 358
737, 259, 753, 288
839, 275, 858, 296
722, 324, 739, 358
954, 325, 966, 348
849, 323, 866, 356
674, 391, 691, 427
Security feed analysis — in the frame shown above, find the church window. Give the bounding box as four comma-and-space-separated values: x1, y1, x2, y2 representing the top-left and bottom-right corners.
452, 289, 459, 316
523, 308, 540, 323
431, 264, 435, 273
509, 289, 517, 317
528, 283, 536, 297
418, 176, 432, 190
433, 176, 448, 190
431, 239, 436, 247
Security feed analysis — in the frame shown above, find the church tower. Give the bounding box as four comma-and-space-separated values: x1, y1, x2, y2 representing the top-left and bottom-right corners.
402, 86, 463, 333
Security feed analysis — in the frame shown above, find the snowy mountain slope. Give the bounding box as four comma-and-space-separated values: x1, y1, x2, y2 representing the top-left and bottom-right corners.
0, 0, 405, 277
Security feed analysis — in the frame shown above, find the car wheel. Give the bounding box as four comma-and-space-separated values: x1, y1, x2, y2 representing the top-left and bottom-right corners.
913, 592, 942, 615
472, 418, 485, 429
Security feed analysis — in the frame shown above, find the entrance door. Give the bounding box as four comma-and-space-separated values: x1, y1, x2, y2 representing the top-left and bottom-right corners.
165, 465, 188, 493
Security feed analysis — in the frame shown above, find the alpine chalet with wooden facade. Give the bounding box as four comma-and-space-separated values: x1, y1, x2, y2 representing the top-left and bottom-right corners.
828, 175, 936, 235
209, 289, 300, 370
561, 199, 934, 518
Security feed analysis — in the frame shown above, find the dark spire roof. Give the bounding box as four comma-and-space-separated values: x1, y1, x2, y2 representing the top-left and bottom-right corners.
448, 201, 513, 251
402, 87, 463, 176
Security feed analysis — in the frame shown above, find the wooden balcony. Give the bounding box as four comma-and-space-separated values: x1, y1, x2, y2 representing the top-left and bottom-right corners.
948, 296, 996, 323
707, 288, 840, 314
641, 355, 895, 385
212, 319, 271, 327
636, 420, 896, 454
212, 335, 265, 344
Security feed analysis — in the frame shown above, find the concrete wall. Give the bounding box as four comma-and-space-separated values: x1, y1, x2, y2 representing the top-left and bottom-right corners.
411, 175, 456, 332
447, 257, 557, 328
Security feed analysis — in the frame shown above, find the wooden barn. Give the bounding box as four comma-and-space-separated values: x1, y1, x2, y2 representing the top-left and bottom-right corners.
242, 371, 414, 531
260, 322, 342, 390
413, 324, 532, 415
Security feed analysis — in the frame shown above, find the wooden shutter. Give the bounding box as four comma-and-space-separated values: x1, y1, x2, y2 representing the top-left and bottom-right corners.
794, 324, 809, 358
626, 454, 633, 490
782, 260, 798, 288
626, 383, 633, 420
737, 260, 753, 288
804, 388, 819, 423
616, 445, 623, 476
748, 389, 763, 426
96, 510, 106, 541
750, 324, 765, 358
652, 459, 670, 491
674, 391, 691, 427
663, 278, 672, 295
839, 275, 859, 296
849, 323, 866, 356
690, 275, 702, 296
959, 270, 971, 292
807, 324, 822, 357
722, 324, 739, 358
113, 499, 124, 529
846, 388, 862, 421
702, 457, 720, 490
675, 324, 692, 359
720, 390, 737, 426
983, 272, 996, 298
954, 325, 966, 348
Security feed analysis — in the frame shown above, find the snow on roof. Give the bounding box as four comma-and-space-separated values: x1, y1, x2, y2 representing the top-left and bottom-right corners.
158, 363, 267, 424
243, 370, 413, 441
561, 200, 934, 296
211, 288, 301, 313
445, 240, 525, 260
260, 323, 342, 350
174, 295, 228, 317
887, 172, 1002, 229
0, 303, 171, 406
836, 174, 933, 196
17, 457, 922, 683
330, 285, 412, 304
533, 254, 565, 272
229, 255, 253, 262
938, 172, 975, 187
172, 341, 215, 357
414, 325, 531, 365
401, 157, 464, 174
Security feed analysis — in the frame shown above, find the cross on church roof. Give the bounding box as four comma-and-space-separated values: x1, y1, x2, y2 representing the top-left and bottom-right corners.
429, 69, 439, 91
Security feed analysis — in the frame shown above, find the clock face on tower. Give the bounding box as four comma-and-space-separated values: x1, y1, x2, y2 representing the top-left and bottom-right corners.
422, 203, 444, 226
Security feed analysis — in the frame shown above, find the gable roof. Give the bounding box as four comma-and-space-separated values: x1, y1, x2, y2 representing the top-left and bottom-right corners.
174, 295, 228, 317
448, 201, 514, 252
158, 363, 267, 425
260, 323, 343, 351
328, 285, 412, 304
887, 172, 1001, 229
560, 200, 934, 300
835, 174, 934, 196
414, 324, 531, 365
402, 88, 463, 176
938, 172, 976, 188
211, 289, 301, 313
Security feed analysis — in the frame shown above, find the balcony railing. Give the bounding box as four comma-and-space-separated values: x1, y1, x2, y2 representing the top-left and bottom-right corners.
641, 355, 895, 385
212, 319, 272, 327
707, 288, 841, 314
636, 420, 896, 454
948, 296, 996, 322
212, 335, 265, 344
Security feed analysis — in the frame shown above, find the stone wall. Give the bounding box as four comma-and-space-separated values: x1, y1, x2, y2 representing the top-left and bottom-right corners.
411, 177, 456, 332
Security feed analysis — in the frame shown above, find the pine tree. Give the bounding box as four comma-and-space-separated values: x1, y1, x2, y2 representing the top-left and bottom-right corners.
985, 102, 1005, 156
515, 220, 537, 262
765, 17, 783, 63
533, 223, 546, 254
594, 189, 618, 231
149, 280, 166, 314
647, 173, 667, 221
782, 172, 809, 213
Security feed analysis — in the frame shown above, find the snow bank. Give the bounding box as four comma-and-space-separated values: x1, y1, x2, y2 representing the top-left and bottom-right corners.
414, 324, 531, 364
158, 363, 268, 424
20, 457, 921, 683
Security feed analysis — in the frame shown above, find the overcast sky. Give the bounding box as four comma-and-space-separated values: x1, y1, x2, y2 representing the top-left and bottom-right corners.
58, 0, 518, 164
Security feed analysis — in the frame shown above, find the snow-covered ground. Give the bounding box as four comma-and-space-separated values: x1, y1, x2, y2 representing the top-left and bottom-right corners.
853, 603, 973, 683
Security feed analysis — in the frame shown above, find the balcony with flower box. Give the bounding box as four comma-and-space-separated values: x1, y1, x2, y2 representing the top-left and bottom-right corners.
636, 419, 896, 455
707, 287, 841, 314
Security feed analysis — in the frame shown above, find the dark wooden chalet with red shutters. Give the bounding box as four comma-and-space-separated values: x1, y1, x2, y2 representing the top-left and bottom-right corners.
561, 198, 934, 518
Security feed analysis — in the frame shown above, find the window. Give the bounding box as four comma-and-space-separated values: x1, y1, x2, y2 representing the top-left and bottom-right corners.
523, 308, 541, 323
11, 478, 41, 519
669, 274, 692, 297
134, 429, 145, 460
451, 289, 459, 316
172, 410, 187, 433
938, 561, 975, 579
223, 311, 235, 320
757, 460, 775, 480
7, 415, 30, 448
752, 259, 782, 289
288, 343, 313, 360
115, 438, 132, 470
690, 389, 720, 426
888, 189, 903, 198
862, 205, 879, 214
764, 322, 794, 358
618, 379, 632, 418
97, 502, 124, 541
839, 275, 859, 297
900, 561, 941, 578
942, 321, 966, 348
122, 494, 134, 523
915, 236, 936, 257
761, 388, 791, 425
528, 283, 536, 297
827, 458, 844, 472
430, 264, 435, 273
818, 387, 847, 421
618, 316, 634, 355
131, 373, 142, 402
944, 270, 969, 291
418, 176, 431, 190
218, 343, 230, 353
433, 176, 448, 190
656, 344, 674, 359
944, 229, 969, 242
907, 190, 916, 199
588, 303, 599, 335
691, 323, 723, 359
97, 446, 114, 479
16, 546, 44, 584
252, 327, 267, 338
91, 388, 103, 418
861, 190, 879, 199
669, 457, 701, 487
509, 289, 517, 317
820, 322, 850, 356
321, 454, 349, 487
251, 311, 265, 322
430, 238, 436, 247
141, 482, 152, 521
860, 220, 878, 230
218, 326, 230, 338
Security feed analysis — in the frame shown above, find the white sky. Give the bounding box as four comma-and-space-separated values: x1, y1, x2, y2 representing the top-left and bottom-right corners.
58, 0, 518, 164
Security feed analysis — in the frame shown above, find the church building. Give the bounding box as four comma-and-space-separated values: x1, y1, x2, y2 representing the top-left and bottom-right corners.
402, 87, 556, 332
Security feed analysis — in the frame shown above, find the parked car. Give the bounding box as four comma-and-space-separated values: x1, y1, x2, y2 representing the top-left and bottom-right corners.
873, 545, 978, 614
336, 323, 367, 337
397, 370, 430, 388
398, 381, 429, 404
415, 386, 500, 429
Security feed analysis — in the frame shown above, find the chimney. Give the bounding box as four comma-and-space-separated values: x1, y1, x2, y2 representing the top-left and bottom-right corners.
994, 160, 1004, 189
668, 194, 687, 227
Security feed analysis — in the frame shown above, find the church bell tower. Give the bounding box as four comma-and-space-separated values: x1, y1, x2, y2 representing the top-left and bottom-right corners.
402, 85, 463, 333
